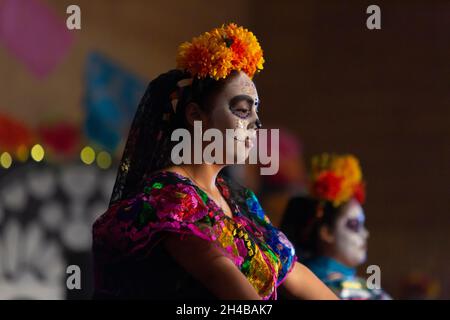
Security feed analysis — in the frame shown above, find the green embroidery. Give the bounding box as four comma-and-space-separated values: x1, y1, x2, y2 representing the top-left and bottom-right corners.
259, 242, 278, 263
175, 192, 186, 199
201, 215, 212, 225
152, 182, 163, 189
144, 182, 162, 194
144, 186, 152, 194
197, 188, 209, 205
241, 259, 251, 274
137, 202, 156, 228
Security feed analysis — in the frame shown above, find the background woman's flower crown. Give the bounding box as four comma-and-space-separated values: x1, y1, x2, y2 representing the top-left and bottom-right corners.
176, 23, 265, 80
309, 153, 366, 207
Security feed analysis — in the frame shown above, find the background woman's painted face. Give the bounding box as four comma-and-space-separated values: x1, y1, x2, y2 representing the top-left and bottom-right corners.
206, 72, 260, 162
333, 199, 369, 267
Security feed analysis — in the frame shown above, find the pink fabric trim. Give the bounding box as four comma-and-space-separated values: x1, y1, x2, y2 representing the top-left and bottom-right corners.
276, 255, 298, 288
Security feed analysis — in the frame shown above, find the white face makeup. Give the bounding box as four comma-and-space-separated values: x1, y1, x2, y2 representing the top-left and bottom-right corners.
206, 72, 260, 162
333, 199, 369, 267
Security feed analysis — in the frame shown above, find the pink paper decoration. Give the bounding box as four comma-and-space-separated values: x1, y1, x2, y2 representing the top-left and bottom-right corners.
0, 0, 75, 78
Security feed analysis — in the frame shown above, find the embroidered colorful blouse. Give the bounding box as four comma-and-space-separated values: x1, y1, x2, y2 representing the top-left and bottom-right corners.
92, 171, 297, 300
305, 256, 391, 300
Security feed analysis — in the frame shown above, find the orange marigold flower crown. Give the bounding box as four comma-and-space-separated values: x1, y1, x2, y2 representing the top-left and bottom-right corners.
176, 23, 265, 80
309, 153, 366, 207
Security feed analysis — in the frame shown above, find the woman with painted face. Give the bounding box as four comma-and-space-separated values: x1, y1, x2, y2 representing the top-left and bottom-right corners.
92, 24, 337, 300
281, 154, 391, 300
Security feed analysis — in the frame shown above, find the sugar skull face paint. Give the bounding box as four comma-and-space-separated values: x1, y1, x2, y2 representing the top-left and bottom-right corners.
229, 95, 256, 119
333, 199, 369, 267
205, 72, 260, 162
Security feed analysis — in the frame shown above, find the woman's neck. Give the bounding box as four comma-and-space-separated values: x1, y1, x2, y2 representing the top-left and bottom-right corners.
169, 163, 225, 192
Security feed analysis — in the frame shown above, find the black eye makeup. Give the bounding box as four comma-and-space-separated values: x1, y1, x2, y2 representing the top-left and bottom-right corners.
254, 99, 260, 112
229, 94, 257, 119
230, 103, 251, 119
345, 218, 364, 233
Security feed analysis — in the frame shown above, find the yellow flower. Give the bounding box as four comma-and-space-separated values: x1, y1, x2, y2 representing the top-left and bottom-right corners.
330, 155, 362, 186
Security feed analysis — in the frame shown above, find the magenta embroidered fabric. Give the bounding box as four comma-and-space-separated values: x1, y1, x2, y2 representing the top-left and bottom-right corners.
92, 171, 296, 299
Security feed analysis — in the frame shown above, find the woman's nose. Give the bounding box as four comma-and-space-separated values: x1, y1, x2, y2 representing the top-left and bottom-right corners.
247, 115, 262, 130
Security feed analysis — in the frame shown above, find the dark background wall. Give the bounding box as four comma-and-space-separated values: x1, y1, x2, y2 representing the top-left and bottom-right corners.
252, 0, 450, 297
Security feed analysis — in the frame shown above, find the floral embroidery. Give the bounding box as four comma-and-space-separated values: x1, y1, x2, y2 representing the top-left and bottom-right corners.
149, 183, 208, 223
93, 171, 297, 300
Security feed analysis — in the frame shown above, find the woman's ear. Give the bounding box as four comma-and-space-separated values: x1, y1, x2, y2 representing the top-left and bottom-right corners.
319, 225, 335, 244
184, 102, 204, 128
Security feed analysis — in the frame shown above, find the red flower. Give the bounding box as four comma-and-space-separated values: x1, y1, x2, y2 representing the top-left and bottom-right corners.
149, 184, 208, 223
353, 182, 366, 205
312, 171, 343, 201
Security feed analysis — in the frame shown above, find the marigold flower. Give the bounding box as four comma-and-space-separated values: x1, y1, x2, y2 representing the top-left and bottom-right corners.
310, 153, 366, 207
312, 171, 343, 202
176, 23, 264, 80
